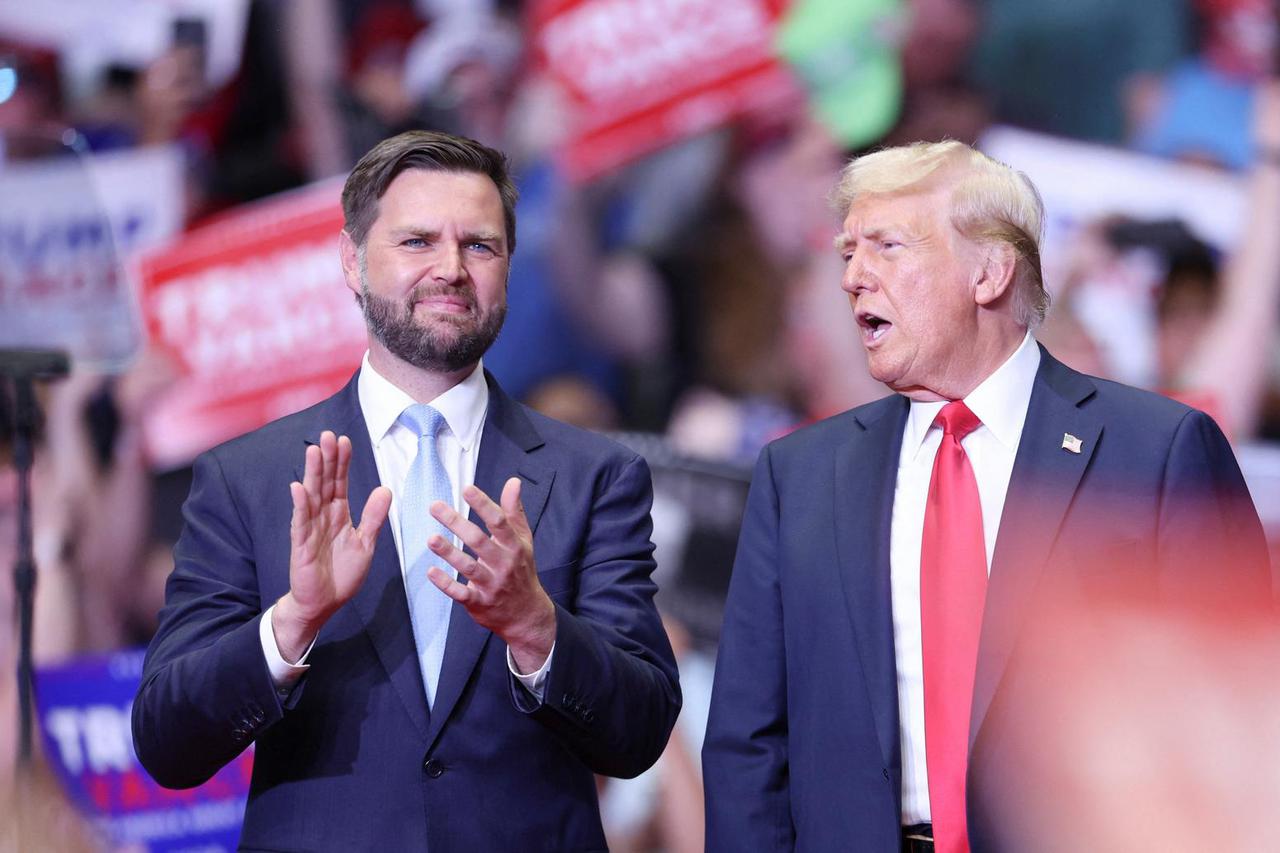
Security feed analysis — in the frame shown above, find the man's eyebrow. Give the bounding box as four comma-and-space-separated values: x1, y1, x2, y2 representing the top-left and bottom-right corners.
463, 230, 504, 244
834, 229, 887, 251
392, 227, 440, 239
836, 224, 915, 252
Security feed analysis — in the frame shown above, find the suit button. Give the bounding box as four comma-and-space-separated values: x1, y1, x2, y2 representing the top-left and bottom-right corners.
423, 759, 445, 778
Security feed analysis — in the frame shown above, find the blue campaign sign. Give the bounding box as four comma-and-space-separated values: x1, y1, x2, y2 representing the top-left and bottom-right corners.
35, 649, 253, 853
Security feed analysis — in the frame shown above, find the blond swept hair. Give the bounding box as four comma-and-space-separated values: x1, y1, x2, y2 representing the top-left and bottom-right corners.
833, 140, 1048, 326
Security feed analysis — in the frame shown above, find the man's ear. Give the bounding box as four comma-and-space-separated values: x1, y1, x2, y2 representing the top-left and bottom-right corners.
338, 230, 362, 298
974, 242, 1018, 308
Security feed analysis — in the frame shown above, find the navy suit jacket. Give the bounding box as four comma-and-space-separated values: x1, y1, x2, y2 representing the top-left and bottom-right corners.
133, 371, 680, 851
702, 347, 1269, 852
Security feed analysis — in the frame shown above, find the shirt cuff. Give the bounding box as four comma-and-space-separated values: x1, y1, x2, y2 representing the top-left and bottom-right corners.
260, 603, 314, 688
507, 642, 554, 701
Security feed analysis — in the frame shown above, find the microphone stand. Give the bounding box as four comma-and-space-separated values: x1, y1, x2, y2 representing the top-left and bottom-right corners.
1, 349, 70, 771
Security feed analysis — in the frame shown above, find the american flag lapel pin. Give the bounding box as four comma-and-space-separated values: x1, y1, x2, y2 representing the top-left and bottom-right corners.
1062, 433, 1082, 454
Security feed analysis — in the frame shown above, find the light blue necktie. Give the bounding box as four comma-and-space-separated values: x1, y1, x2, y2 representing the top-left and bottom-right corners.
398, 404, 456, 708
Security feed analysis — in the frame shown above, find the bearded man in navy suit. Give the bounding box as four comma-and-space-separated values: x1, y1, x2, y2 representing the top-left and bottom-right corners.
702, 141, 1269, 852
133, 130, 680, 851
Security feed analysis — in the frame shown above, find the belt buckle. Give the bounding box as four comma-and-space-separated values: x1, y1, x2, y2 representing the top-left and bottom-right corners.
901, 824, 934, 853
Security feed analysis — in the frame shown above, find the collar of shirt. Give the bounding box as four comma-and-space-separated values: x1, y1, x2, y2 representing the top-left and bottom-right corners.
356, 352, 489, 451
900, 332, 1042, 462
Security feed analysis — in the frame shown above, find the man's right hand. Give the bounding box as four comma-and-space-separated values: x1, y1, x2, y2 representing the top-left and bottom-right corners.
273, 430, 392, 663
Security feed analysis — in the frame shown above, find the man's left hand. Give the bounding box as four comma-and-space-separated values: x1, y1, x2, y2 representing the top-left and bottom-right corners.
426, 477, 556, 673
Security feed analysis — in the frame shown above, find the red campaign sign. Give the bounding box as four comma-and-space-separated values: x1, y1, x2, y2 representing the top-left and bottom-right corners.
138, 178, 368, 469
531, 0, 798, 182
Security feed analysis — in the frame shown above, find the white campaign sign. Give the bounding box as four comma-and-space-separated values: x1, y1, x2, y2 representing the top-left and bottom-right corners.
0, 143, 184, 369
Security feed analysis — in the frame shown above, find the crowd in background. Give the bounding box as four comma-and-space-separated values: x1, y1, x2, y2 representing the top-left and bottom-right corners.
2, 0, 1280, 850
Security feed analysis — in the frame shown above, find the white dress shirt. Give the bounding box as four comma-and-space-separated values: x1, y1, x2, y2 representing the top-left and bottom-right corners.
891, 333, 1040, 824
259, 354, 553, 698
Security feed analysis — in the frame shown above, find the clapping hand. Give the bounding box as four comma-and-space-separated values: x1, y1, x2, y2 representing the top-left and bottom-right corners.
425, 477, 557, 673
273, 431, 392, 662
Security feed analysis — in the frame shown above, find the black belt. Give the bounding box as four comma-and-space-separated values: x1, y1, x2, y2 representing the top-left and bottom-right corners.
902, 823, 933, 853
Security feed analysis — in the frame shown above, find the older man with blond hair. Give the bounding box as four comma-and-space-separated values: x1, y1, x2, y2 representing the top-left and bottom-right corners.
702, 140, 1269, 852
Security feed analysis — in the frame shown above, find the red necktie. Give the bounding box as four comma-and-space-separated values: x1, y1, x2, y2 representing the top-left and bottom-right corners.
920, 401, 987, 853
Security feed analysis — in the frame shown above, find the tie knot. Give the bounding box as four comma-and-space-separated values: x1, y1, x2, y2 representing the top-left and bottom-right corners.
934, 400, 982, 440
399, 403, 447, 439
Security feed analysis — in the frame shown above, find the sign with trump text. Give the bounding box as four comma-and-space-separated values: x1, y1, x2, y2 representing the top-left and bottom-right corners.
0, 143, 183, 370
138, 178, 367, 468
36, 650, 253, 852
530, 0, 797, 181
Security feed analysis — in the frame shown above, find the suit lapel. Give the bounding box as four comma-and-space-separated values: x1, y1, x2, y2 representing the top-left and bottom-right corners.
300, 376, 435, 742
424, 373, 551, 752
970, 349, 1100, 747
833, 395, 909, 773
301, 375, 432, 743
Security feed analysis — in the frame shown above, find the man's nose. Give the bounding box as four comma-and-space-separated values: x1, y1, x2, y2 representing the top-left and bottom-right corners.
841, 254, 875, 295
432, 243, 466, 284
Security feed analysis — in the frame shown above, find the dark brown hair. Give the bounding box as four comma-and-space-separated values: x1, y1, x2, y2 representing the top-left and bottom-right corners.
341, 130, 519, 253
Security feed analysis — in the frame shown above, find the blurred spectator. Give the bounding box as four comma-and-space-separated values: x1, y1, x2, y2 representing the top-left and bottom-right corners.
337, 1, 431, 160
1053, 79, 1280, 439
72, 353, 179, 651
1131, 0, 1276, 170
659, 142, 801, 456
885, 0, 989, 146
280, 0, 349, 179
1175, 78, 1280, 437
403, 5, 522, 146
64, 1, 306, 220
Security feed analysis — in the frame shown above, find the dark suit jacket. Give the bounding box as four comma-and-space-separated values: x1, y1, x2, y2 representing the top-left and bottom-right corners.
133, 371, 681, 852
702, 347, 1269, 852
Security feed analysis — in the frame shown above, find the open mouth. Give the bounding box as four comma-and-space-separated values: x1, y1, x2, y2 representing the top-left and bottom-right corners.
856, 310, 892, 344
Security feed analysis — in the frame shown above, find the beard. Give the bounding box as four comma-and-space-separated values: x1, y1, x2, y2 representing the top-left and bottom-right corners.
359, 277, 507, 374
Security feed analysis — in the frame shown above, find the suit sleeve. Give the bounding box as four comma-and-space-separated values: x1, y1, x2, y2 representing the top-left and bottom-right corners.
1157, 409, 1272, 598
132, 449, 286, 789
514, 453, 682, 779
702, 445, 795, 851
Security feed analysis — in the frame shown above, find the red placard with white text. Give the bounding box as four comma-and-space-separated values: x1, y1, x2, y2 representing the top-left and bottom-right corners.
530, 0, 798, 182
138, 178, 367, 469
